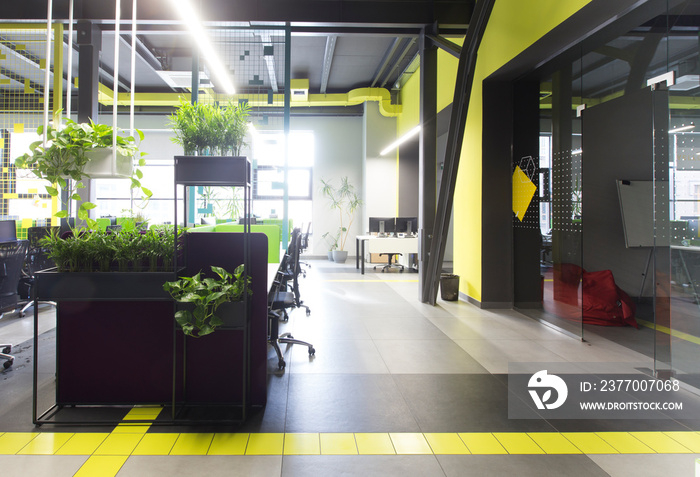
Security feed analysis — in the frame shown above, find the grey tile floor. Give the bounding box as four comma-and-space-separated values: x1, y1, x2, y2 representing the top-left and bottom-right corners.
2, 259, 700, 475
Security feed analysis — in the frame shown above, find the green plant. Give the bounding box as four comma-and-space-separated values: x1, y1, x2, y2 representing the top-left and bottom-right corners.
14, 114, 152, 229
168, 98, 251, 156
163, 265, 251, 338
320, 177, 362, 252
322, 231, 339, 251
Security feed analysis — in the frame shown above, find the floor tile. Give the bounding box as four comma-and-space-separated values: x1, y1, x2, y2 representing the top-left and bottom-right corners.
319, 433, 358, 455
281, 455, 446, 477
116, 455, 283, 477
0, 432, 38, 454
287, 339, 390, 374
354, 433, 396, 454
458, 433, 507, 454
664, 431, 700, 452
454, 339, 568, 374
389, 432, 432, 454
596, 432, 656, 453
424, 433, 470, 454
361, 315, 451, 341
283, 433, 320, 455
493, 433, 545, 454
561, 432, 619, 454
284, 374, 420, 433
169, 433, 214, 455
16, 432, 73, 454
0, 455, 88, 477
374, 339, 488, 374
75, 455, 129, 477
55, 433, 110, 455
207, 433, 249, 455
630, 431, 694, 453
588, 454, 700, 477
527, 432, 582, 454
246, 433, 285, 455
131, 433, 179, 456
94, 434, 144, 456
437, 454, 610, 477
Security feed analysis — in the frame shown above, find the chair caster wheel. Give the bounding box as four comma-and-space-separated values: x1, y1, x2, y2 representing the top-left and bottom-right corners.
308, 347, 315, 356
306, 309, 311, 316
3, 359, 12, 369
1, 346, 10, 354
278, 360, 286, 369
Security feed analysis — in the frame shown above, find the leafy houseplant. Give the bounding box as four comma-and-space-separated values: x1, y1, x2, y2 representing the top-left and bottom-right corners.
320, 177, 362, 263
168, 98, 251, 156
163, 265, 251, 338
14, 115, 152, 229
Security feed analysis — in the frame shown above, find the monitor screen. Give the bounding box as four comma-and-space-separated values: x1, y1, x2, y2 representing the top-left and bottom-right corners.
369, 217, 395, 235
0, 220, 17, 242
395, 217, 417, 235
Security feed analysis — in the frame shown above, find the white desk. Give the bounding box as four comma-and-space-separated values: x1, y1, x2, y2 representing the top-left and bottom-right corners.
355, 235, 418, 274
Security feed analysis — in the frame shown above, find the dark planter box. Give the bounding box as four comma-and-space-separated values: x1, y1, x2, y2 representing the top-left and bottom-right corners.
35, 268, 176, 301
174, 156, 251, 186
178, 301, 249, 404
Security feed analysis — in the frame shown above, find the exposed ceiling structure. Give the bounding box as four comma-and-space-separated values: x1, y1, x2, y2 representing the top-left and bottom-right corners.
0, 0, 473, 113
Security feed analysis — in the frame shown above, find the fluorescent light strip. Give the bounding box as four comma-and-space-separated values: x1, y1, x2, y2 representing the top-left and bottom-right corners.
380, 126, 421, 156
669, 125, 695, 134
170, 0, 235, 95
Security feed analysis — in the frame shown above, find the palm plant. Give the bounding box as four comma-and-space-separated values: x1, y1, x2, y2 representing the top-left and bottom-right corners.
320, 177, 362, 252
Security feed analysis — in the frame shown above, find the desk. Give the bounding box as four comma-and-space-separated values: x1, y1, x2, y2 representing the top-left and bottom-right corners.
355, 235, 418, 274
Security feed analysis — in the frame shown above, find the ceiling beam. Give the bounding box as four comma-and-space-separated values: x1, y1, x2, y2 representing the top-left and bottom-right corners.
371, 37, 399, 88
380, 37, 416, 88
320, 35, 336, 94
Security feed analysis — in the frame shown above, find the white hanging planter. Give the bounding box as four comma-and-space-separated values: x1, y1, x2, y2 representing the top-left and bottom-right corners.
83, 148, 134, 179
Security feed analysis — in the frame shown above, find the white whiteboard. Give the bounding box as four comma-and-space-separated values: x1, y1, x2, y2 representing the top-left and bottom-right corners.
616, 180, 653, 248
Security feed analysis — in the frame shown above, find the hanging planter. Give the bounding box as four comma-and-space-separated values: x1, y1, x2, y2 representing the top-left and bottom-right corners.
83, 148, 134, 179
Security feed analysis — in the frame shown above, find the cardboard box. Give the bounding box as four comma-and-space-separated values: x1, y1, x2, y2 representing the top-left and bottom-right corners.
369, 253, 390, 264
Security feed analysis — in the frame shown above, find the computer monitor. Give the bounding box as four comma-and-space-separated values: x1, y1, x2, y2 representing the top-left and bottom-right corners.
395, 217, 417, 235
0, 220, 17, 242
369, 217, 395, 235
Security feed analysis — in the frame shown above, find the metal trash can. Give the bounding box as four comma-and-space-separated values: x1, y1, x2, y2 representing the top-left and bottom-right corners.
440, 274, 460, 301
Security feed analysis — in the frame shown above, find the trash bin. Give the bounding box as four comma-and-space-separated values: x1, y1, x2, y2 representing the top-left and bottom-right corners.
440, 273, 460, 301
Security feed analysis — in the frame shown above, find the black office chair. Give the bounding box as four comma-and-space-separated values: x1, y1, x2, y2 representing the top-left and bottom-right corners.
268, 252, 315, 369
0, 240, 29, 369
299, 222, 311, 276
282, 228, 310, 316
19, 226, 59, 317
374, 253, 404, 273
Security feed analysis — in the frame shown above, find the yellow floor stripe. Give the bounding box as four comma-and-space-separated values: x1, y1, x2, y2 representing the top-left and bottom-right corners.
111, 424, 152, 434
664, 431, 700, 452
208, 433, 249, 455
320, 433, 358, 455
459, 433, 507, 454
494, 433, 545, 454
122, 406, 164, 421
561, 432, 619, 454
246, 433, 285, 455
390, 432, 433, 454
355, 433, 396, 455
16, 432, 73, 455
631, 432, 693, 453
56, 433, 110, 455
636, 318, 700, 346
131, 433, 179, 456
424, 433, 470, 454
169, 433, 214, 455
284, 433, 320, 455
528, 433, 582, 454
74, 455, 128, 477
93, 434, 144, 456
0, 432, 39, 454
6, 431, 700, 456
596, 432, 656, 454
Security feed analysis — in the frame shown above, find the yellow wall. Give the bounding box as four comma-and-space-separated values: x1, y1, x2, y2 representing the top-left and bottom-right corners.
399, 0, 593, 302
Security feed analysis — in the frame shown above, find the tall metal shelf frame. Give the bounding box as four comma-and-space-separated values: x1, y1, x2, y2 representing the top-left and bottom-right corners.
173, 155, 252, 423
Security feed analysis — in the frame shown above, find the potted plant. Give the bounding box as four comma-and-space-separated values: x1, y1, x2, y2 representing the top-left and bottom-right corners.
320, 177, 362, 264
14, 115, 152, 229
322, 231, 339, 261
168, 98, 251, 156
163, 265, 251, 338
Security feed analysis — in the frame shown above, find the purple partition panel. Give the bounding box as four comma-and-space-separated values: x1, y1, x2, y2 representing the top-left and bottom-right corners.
182, 232, 268, 406
57, 301, 174, 404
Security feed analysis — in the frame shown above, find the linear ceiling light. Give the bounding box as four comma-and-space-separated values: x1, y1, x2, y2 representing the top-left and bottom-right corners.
169, 0, 235, 95
380, 126, 421, 156
670, 125, 695, 134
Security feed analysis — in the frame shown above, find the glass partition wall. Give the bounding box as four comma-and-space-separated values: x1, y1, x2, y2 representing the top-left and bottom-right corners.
516, 0, 700, 387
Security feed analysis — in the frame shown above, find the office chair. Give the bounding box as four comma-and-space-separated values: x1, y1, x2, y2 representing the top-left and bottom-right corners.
298, 222, 311, 276
0, 240, 29, 369
283, 228, 310, 316
268, 253, 315, 369
374, 253, 404, 273
19, 226, 59, 317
